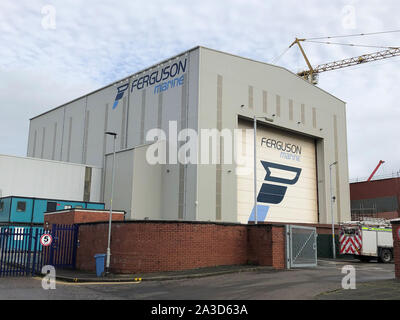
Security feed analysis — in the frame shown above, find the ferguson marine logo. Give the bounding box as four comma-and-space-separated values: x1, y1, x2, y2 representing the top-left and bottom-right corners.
261, 137, 302, 162
261, 137, 302, 154
257, 161, 302, 204
249, 161, 302, 223
112, 83, 129, 109
113, 58, 187, 110
131, 58, 187, 94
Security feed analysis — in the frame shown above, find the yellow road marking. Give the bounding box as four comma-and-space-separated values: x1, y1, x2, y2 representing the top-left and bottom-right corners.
33, 277, 142, 286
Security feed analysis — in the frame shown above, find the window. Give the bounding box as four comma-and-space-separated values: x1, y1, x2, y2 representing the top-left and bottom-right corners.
64, 205, 72, 210
17, 201, 26, 212
46, 201, 57, 212
351, 196, 399, 213
75, 205, 83, 209
0, 201, 3, 212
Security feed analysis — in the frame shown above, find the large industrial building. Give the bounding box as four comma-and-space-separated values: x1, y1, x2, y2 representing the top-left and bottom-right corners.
350, 176, 400, 220
0, 154, 104, 225
0, 154, 102, 202
26, 46, 351, 224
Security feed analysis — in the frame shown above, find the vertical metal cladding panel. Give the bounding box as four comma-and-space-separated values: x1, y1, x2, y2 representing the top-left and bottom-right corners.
312, 107, 317, 128
121, 97, 128, 149
184, 50, 200, 221
89, 167, 102, 203
262, 90, 268, 114
123, 50, 199, 220
60, 98, 86, 164
236, 119, 318, 224
104, 81, 130, 156
31, 130, 37, 157
85, 86, 117, 167
301, 104, 306, 124
333, 114, 341, 222
26, 122, 34, 157
40, 127, 45, 158
215, 75, 223, 220
289, 99, 294, 121
51, 122, 58, 160
27, 107, 65, 161
276, 95, 281, 117
104, 149, 134, 219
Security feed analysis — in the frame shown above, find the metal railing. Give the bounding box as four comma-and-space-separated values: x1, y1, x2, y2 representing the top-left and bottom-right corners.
0, 224, 79, 277
349, 171, 400, 183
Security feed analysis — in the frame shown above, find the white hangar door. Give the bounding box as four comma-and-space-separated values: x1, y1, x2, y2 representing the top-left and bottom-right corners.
236, 119, 318, 224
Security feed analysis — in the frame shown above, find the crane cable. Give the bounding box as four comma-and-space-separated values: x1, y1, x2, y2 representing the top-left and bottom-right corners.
305, 29, 400, 40
303, 40, 399, 50
271, 46, 291, 64
271, 29, 400, 64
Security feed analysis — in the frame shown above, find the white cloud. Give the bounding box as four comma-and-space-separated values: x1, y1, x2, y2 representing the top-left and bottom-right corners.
0, 0, 399, 179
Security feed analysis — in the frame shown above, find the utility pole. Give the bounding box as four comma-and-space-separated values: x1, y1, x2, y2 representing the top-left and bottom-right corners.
329, 161, 338, 259
105, 131, 117, 274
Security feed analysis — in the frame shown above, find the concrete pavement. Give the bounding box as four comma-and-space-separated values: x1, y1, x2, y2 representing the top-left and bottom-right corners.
53, 265, 276, 282
0, 259, 396, 300
317, 279, 400, 300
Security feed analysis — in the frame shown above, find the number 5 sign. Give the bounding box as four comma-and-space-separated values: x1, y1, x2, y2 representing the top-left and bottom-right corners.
40, 234, 53, 246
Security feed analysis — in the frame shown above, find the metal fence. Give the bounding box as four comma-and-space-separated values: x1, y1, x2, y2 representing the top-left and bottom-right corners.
349, 171, 400, 183
0, 227, 49, 277
286, 225, 317, 268
0, 224, 79, 277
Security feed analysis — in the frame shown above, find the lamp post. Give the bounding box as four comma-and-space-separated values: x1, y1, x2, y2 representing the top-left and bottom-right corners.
253, 115, 274, 224
329, 161, 338, 259
105, 131, 117, 274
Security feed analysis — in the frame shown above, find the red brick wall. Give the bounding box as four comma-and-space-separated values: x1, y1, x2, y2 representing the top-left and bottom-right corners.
391, 222, 400, 279
350, 178, 400, 218
246, 224, 285, 268
75, 221, 286, 274
44, 209, 125, 226
350, 177, 400, 200
271, 226, 286, 269
247, 225, 273, 266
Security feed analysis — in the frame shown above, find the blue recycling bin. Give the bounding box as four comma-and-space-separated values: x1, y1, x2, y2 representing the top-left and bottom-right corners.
94, 254, 106, 277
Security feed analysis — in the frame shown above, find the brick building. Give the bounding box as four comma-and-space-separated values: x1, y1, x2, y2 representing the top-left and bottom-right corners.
350, 177, 400, 220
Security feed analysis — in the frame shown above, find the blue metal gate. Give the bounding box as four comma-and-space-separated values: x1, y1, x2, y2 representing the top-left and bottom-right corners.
48, 224, 79, 269
0, 224, 79, 277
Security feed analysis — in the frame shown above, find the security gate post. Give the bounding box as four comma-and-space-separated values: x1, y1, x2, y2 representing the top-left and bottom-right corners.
286, 225, 291, 269
26, 227, 33, 276
49, 224, 56, 267
71, 225, 79, 269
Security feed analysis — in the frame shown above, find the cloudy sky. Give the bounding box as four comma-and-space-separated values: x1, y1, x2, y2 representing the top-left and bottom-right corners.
0, 0, 399, 180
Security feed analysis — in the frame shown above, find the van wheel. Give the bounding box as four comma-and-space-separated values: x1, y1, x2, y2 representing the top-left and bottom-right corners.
379, 249, 393, 263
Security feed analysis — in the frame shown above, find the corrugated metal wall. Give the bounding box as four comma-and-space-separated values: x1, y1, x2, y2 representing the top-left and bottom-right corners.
27, 49, 200, 220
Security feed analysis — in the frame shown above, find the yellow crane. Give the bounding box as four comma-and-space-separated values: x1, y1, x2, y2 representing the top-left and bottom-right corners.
288, 34, 400, 84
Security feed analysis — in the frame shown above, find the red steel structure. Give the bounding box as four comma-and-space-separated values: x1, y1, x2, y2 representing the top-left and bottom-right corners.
367, 160, 385, 182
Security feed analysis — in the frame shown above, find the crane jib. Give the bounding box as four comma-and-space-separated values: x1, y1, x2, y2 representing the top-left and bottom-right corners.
297, 47, 400, 77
